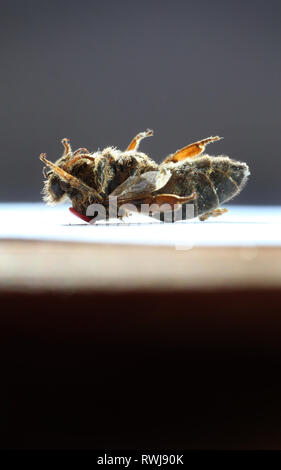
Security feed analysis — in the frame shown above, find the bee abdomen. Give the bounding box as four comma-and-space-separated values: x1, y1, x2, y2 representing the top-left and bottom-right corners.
193, 156, 249, 215
161, 154, 250, 218
194, 171, 220, 216
208, 156, 250, 206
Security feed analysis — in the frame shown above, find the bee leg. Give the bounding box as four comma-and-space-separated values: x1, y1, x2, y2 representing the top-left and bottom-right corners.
143, 192, 197, 210
61, 138, 72, 156
64, 154, 95, 171
39, 153, 102, 202
73, 147, 90, 156
126, 129, 154, 151
164, 136, 223, 163
199, 208, 228, 221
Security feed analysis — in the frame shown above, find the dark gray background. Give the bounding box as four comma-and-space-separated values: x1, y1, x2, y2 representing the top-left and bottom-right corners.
1, 0, 280, 204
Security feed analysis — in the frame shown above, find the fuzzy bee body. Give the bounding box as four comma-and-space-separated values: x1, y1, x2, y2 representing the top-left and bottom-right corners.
88, 150, 158, 200
40, 131, 250, 222
160, 155, 249, 218
43, 149, 159, 215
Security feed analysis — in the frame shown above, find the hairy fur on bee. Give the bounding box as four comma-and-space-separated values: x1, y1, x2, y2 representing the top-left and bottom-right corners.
160, 155, 250, 217
41, 134, 250, 221
42, 147, 158, 214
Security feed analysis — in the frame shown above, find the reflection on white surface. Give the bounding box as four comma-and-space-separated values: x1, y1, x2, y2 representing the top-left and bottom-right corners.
0, 203, 281, 247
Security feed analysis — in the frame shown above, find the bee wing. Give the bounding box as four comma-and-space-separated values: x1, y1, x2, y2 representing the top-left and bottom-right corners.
108, 169, 171, 203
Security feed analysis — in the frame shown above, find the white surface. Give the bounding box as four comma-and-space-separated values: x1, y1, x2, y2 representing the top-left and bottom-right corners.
0, 203, 281, 247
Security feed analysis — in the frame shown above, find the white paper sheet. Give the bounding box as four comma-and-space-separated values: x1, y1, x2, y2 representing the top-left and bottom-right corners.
0, 203, 281, 247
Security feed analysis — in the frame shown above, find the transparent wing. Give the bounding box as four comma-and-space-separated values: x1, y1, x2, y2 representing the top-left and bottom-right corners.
108, 169, 171, 203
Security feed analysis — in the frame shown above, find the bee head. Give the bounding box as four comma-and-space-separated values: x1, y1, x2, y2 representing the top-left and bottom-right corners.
42, 168, 68, 204
40, 138, 102, 206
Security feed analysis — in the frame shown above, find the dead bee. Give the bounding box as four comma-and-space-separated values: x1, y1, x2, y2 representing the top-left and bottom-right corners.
40, 130, 250, 222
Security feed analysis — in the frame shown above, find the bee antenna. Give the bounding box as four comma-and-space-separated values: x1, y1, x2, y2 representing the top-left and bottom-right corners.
61, 137, 72, 156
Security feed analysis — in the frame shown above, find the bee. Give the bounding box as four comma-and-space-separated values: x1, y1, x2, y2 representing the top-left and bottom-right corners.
40, 129, 250, 222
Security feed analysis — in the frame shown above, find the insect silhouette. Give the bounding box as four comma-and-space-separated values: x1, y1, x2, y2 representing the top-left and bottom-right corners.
40, 130, 250, 222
